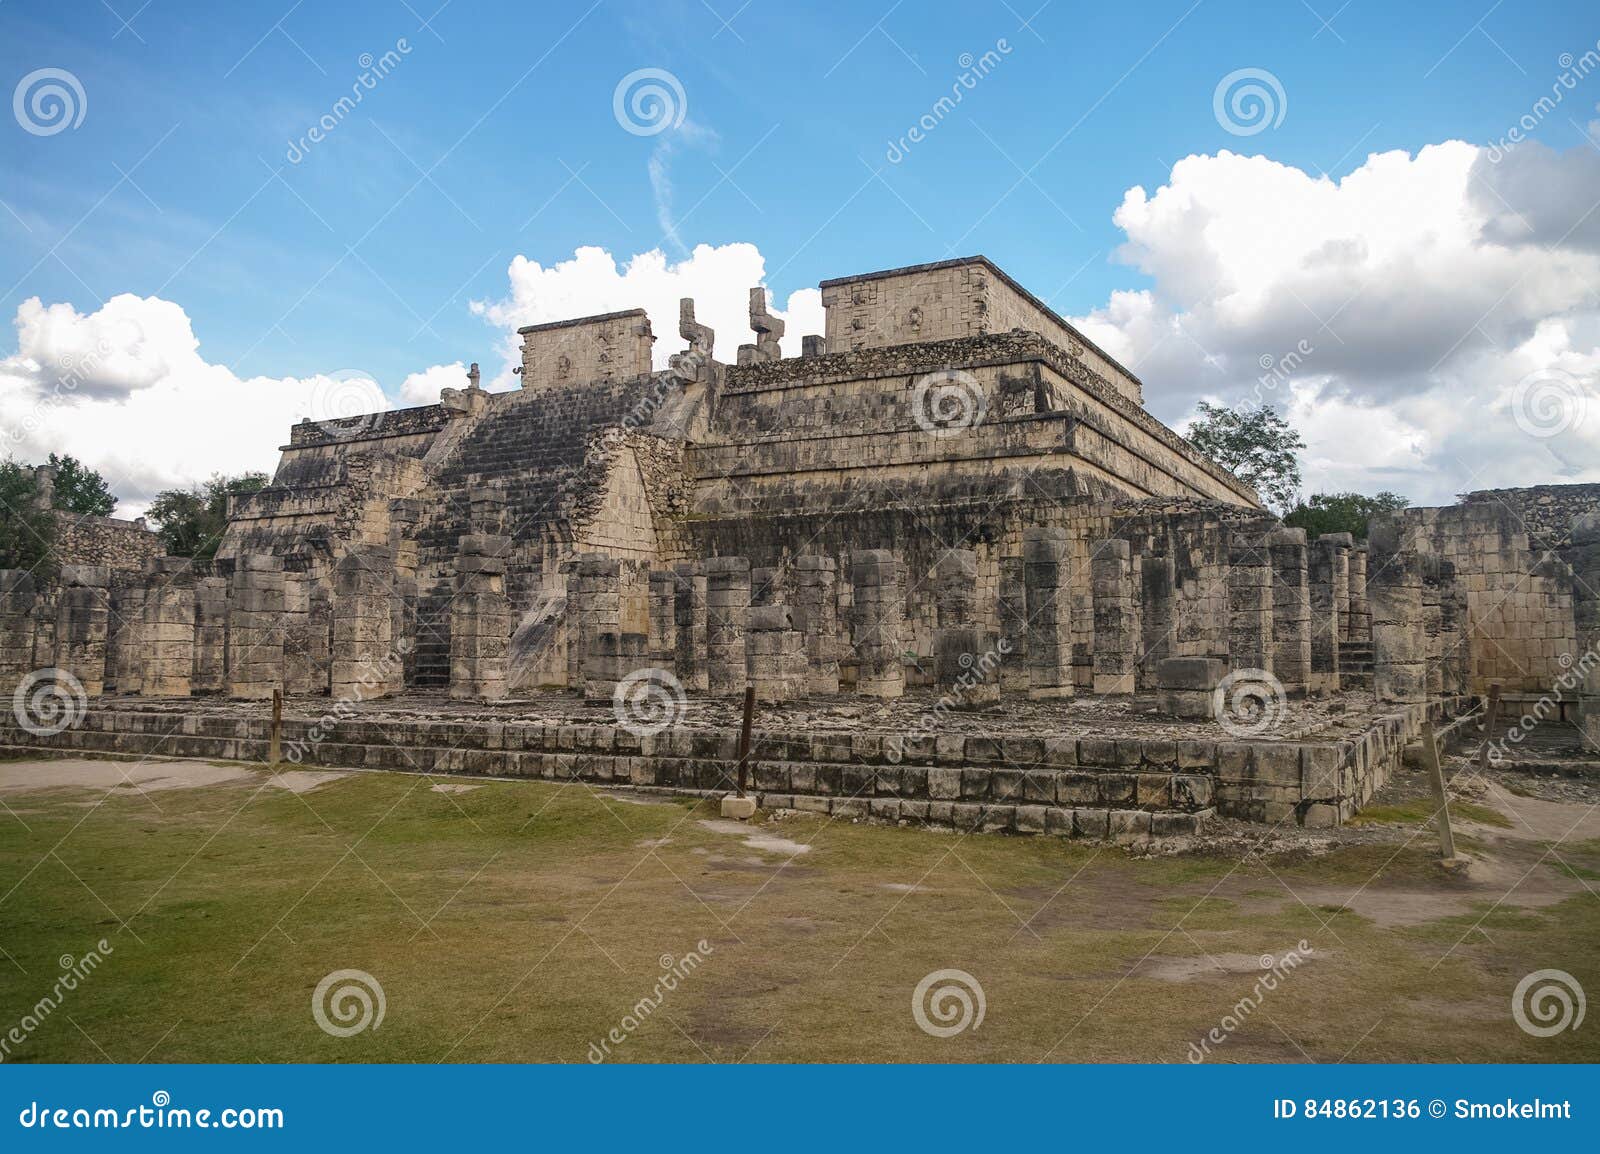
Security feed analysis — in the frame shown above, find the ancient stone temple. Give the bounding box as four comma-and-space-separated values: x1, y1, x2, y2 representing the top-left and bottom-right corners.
4, 256, 1597, 837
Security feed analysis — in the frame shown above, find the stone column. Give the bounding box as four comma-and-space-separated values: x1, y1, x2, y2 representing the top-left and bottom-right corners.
1421, 555, 1465, 699
108, 583, 145, 695
584, 631, 644, 704
450, 535, 513, 700
330, 547, 398, 700
226, 555, 286, 698
648, 569, 676, 665
704, 556, 751, 697
1308, 533, 1351, 694
140, 557, 197, 697
192, 575, 229, 695
850, 549, 904, 698
933, 549, 1000, 706
568, 555, 620, 693
997, 556, 1030, 693
1138, 553, 1176, 689
792, 555, 839, 695
1091, 539, 1139, 695
0, 571, 37, 687
1268, 528, 1311, 695
747, 604, 803, 702
1227, 528, 1274, 675
1346, 546, 1370, 645
1023, 527, 1073, 700
53, 565, 110, 696
672, 562, 708, 693
1368, 522, 1426, 703
282, 574, 316, 695
1569, 514, 1600, 753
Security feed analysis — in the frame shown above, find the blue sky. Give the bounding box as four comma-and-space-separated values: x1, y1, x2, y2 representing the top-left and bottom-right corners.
2, 0, 1598, 511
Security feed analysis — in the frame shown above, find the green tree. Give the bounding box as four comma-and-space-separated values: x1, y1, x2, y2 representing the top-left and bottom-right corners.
147, 472, 269, 559
45, 452, 117, 517
1284, 490, 1409, 541
0, 459, 57, 575
1186, 401, 1306, 512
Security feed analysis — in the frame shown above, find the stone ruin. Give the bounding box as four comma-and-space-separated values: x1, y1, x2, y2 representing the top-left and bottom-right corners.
4, 256, 1597, 840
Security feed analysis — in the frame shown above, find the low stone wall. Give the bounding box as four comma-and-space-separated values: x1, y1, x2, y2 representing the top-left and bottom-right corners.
0, 694, 1466, 834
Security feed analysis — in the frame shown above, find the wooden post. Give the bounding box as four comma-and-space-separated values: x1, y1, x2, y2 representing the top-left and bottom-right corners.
735, 683, 755, 797
1419, 719, 1456, 860
1475, 682, 1503, 773
269, 688, 282, 767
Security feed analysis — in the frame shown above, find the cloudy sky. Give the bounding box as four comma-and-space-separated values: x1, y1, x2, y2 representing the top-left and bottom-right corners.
1, 0, 1596, 516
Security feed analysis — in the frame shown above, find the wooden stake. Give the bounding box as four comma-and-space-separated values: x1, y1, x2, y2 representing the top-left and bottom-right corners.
1475, 682, 1503, 774
1419, 719, 1455, 860
269, 688, 282, 767
735, 683, 755, 797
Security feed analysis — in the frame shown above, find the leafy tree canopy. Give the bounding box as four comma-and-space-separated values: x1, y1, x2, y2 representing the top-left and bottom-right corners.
0, 459, 57, 575
45, 452, 117, 517
1284, 490, 1410, 541
1186, 401, 1306, 513
147, 472, 269, 559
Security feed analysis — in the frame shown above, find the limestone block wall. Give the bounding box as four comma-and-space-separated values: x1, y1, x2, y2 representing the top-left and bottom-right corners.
54, 513, 163, 572
818, 257, 1143, 405
1400, 501, 1580, 692
518, 310, 654, 391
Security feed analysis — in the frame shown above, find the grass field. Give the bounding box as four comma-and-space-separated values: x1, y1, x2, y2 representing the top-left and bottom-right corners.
0, 756, 1596, 1064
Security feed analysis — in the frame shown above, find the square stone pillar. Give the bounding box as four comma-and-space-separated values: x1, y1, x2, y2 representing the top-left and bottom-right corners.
792, 555, 840, 695
192, 576, 229, 695
1268, 528, 1311, 695
1569, 515, 1600, 752
107, 583, 145, 695
141, 557, 197, 697
704, 556, 751, 697
747, 604, 804, 702
1023, 527, 1073, 700
1091, 539, 1139, 695
331, 547, 399, 701
672, 562, 709, 693
1308, 533, 1351, 694
1138, 553, 1176, 689
282, 574, 317, 695
450, 534, 513, 701
1368, 522, 1426, 703
850, 549, 904, 698
53, 566, 110, 696
997, 556, 1030, 693
1422, 555, 1466, 699
0, 571, 37, 686
933, 549, 1000, 706
584, 631, 645, 704
568, 554, 620, 692
227, 555, 286, 699
1346, 546, 1370, 645
648, 570, 676, 665
1227, 528, 1274, 675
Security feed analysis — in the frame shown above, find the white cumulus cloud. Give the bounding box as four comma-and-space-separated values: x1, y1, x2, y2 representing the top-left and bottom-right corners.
1067, 141, 1600, 505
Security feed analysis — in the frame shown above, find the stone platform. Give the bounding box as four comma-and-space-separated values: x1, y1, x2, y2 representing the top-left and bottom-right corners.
0, 690, 1470, 839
